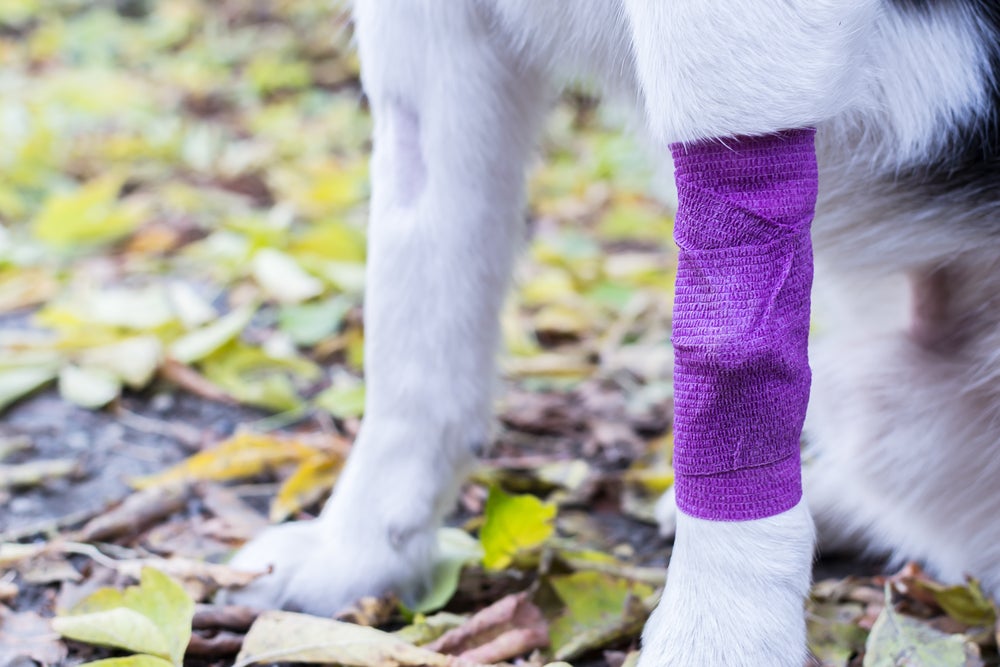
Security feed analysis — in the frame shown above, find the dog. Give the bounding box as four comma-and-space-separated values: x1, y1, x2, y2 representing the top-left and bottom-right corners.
229, 2, 1000, 665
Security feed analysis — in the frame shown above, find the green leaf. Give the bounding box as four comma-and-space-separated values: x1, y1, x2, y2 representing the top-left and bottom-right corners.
863, 585, 981, 667
169, 304, 256, 364
408, 528, 485, 614
479, 487, 556, 571
53, 568, 194, 666
0, 365, 58, 412
200, 342, 318, 412
314, 383, 366, 419
912, 578, 997, 628
547, 571, 653, 661
53, 609, 172, 660
79, 657, 175, 667
235, 611, 452, 666
32, 174, 144, 247
278, 296, 351, 347
58, 365, 122, 409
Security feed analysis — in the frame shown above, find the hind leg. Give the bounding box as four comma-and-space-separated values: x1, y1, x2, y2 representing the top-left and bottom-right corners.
807, 249, 1000, 589
228, 3, 550, 614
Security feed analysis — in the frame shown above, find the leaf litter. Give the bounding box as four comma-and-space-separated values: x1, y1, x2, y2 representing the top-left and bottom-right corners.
0, 1, 996, 666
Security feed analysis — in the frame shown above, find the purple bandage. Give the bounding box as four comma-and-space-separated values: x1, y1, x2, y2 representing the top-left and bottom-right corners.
670, 129, 817, 521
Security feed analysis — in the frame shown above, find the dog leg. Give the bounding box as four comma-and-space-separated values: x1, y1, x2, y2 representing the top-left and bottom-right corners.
228, 3, 549, 614
621, 1, 880, 662
638, 131, 820, 667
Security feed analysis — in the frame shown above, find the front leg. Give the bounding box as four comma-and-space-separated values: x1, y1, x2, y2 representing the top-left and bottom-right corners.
228, 2, 549, 614
640, 130, 819, 667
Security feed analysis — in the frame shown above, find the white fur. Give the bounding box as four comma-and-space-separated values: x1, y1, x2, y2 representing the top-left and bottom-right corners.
640, 501, 815, 667
230, 2, 1000, 666
806, 257, 1000, 594
231, 0, 550, 613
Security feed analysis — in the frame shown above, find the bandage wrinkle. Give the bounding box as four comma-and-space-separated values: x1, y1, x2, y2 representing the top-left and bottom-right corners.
669, 129, 817, 521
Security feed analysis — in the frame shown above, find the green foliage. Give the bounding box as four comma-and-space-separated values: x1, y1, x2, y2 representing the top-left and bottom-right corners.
479, 487, 556, 571
52, 568, 194, 667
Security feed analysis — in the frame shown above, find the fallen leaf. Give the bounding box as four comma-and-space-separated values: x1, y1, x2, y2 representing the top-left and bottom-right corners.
78, 336, 163, 389
0, 458, 79, 490
394, 613, 468, 646
235, 610, 453, 666
77, 656, 175, 667
0, 609, 68, 666
547, 571, 654, 661
76, 485, 190, 542
278, 296, 351, 346
0, 365, 58, 412
133, 431, 315, 489
53, 568, 194, 666
479, 487, 556, 571
864, 585, 982, 666
409, 528, 485, 614
252, 248, 324, 304
270, 453, 342, 522
59, 364, 121, 409
169, 304, 256, 364
315, 382, 366, 419
32, 173, 144, 247
426, 591, 549, 663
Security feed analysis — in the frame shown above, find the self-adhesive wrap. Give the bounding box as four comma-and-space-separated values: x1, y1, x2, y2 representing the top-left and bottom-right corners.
669, 129, 817, 521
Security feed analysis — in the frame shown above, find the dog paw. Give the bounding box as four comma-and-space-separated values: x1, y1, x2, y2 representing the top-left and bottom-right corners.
224, 515, 435, 615
638, 501, 814, 667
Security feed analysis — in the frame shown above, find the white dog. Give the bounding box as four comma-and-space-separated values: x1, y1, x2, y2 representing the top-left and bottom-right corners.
231, 2, 1000, 665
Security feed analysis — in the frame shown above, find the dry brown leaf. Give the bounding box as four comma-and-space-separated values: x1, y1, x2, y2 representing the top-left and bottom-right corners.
160, 359, 238, 405
114, 556, 266, 590
335, 595, 399, 628
427, 592, 550, 662
0, 609, 68, 666
193, 604, 260, 632
0, 579, 18, 603
75, 484, 190, 542
19, 555, 83, 584
197, 484, 270, 541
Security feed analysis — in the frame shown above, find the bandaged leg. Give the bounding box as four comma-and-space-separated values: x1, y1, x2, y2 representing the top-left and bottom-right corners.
640, 130, 817, 667
670, 129, 816, 521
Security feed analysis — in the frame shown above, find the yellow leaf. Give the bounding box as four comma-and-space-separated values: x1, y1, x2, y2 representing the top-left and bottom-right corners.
53, 568, 193, 667
53, 609, 171, 661
289, 221, 366, 264
32, 174, 145, 247
169, 304, 256, 364
479, 487, 556, 571
270, 453, 343, 522
236, 611, 452, 667
79, 657, 175, 667
133, 432, 315, 490
200, 342, 319, 412
533, 303, 592, 337
519, 268, 577, 308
